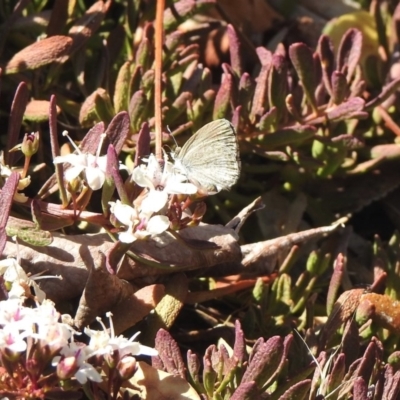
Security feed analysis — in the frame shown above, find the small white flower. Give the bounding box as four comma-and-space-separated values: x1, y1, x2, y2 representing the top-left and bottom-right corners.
0, 323, 28, 353
0, 258, 46, 303
109, 200, 170, 243
52, 342, 102, 384
0, 298, 35, 332
53, 132, 125, 191
85, 312, 157, 359
132, 154, 197, 213
54, 153, 107, 191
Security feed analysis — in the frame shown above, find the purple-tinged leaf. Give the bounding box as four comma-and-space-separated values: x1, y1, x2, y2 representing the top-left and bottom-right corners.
103, 111, 130, 154
326, 253, 345, 315
256, 47, 272, 66
330, 134, 364, 149
227, 24, 242, 77
44, 94, 68, 205
337, 28, 363, 82
313, 53, 322, 88
326, 97, 367, 122
231, 106, 241, 132
154, 329, 186, 379
129, 65, 143, 96
365, 78, 400, 110
353, 377, 369, 400
241, 336, 284, 388
0, 172, 19, 255
213, 71, 233, 120
76, 122, 106, 157
114, 61, 133, 113
350, 80, 366, 100
165, 30, 184, 54
382, 365, 400, 399
319, 289, 365, 350
181, 63, 203, 95
6, 36, 73, 74
309, 351, 328, 398
187, 349, 201, 385
285, 94, 302, 123
68, 1, 108, 54
268, 54, 288, 123
238, 72, 254, 112
278, 379, 311, 400
129, 90, 148, 132
199, 66, 212, 94
165, 92, 193, 123
233, 320, 247, 364
231, 381, 262, 400
164, 0, 197, 30
163, 0, 215, 31
262, 125, 316, 149
289, 43, 317, 112
203, 345, 218, 396
102, 144, 127, 214
134, 122, 151, 167
359, 338, 382, 382
250, 62, 270, 121
5, 82, 29, 166
326, 353, 345, 395
191, 89, 215, 123
258, 107, 277, 132
317, 35, 335, 96
331, 71, 348, 105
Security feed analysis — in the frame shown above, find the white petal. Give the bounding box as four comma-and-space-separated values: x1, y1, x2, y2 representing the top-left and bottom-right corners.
112, 203, 136, 226
53, 154, 86, 166
92, 155, 108, 173
4, 262, 27, 282
137, 344, 158, 356
85, 167, 105, 191
132, 166, 154, 188
118, 230, 137, 243
165, 181, 198, 195
64, 166, 85, 182
146, 215, 170, 235
141, 190, 168, 213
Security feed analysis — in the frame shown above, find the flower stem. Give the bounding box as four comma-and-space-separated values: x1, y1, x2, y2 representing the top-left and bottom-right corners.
154, 0, 165, 162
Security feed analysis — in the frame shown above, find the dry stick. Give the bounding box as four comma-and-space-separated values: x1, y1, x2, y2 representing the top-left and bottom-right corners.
154, 0, 165, 161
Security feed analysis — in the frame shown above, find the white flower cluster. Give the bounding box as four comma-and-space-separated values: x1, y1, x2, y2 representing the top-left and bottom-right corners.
53, 131, 200, 244
110, 153, 197, 243
0, 299, 156, 386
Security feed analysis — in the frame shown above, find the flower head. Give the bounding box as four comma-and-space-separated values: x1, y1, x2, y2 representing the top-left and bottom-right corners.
109, 200, 169, 243
132, 154, 197, 213
85, 312, 158, 360
52, 342, 102, 384
53, 131, 125, 191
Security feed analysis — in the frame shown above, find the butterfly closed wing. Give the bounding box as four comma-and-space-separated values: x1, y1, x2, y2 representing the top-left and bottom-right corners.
173, 119, 241, 194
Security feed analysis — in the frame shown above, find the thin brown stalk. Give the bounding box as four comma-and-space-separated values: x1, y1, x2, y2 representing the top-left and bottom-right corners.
154, 0, 165, 161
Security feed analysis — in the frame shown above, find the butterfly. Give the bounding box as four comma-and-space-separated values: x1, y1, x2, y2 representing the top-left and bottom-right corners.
172, 119, 241, 194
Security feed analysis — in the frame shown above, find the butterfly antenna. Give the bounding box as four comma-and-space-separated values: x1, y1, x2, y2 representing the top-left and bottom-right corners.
166, 125, 179, 148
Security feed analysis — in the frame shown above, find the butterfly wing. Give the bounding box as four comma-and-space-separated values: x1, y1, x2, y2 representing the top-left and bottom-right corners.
175, 119, 240, 192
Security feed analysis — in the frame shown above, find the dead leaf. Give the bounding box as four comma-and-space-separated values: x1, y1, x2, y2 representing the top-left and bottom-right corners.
120, 361, 201, 400
2, 223, 241, 302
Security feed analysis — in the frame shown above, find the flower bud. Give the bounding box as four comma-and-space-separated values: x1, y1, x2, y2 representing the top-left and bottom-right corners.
56, 356, 78, 380
116, 356, 137, 380
21, 132, 40, 157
